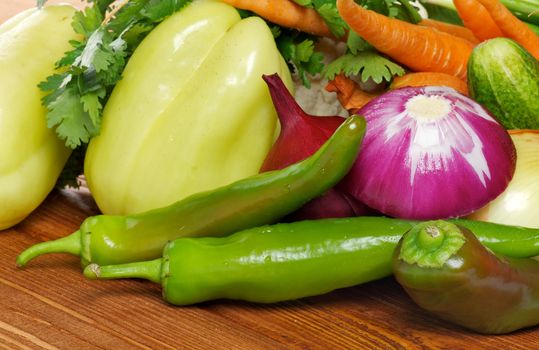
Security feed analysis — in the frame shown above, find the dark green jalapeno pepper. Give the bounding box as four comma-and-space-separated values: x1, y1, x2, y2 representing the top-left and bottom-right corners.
17, 116, 367, 267
83, 217, 539, 306
393, 220, 539, 334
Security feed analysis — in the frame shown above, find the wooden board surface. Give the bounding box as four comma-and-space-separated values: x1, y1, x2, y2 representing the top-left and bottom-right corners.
6, 189, 539, 349
2, 1, 539, 349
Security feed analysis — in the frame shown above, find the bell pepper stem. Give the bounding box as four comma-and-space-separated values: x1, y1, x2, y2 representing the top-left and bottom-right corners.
398, 220, 466, 268
83, 258, 163, 284
16, 230, 82, 267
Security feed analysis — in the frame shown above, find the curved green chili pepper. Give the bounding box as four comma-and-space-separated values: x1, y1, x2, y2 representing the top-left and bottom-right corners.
83, 217, 539, 306
17, 115, 367, 267
393, 220, 539, 334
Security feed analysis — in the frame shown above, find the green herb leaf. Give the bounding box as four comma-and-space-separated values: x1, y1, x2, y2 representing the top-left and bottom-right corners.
275, 30, 325, 88
71, 6, 103, 36
46, 87, 99, 148
292, 0, 348, 38
40, 0, 193, 150
324, 51, 405, 84
346, 31, 371, 55
315, 3, 348, 37
81, 88, 106, 126
360, 0, 422, 23
142, 0, 193, 21
56, 40, 85, 68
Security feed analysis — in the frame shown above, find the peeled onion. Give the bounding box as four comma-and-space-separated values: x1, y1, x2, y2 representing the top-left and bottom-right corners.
341, 86, 516, 220
468, 130, 539, 228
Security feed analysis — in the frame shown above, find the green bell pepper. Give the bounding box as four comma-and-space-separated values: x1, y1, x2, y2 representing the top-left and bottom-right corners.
0, 5, 78, 230
84, 0, 293, 215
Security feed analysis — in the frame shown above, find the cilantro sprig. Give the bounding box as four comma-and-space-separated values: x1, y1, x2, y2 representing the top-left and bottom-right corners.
288, 0, 421, 84
293, 0, 349, 37
38, 0, 192, 149
318, 0, 422, 84
273, 28, 325, 88
324, 51, 405, 84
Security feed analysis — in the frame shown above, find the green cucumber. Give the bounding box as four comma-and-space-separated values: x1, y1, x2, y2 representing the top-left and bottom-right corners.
467, 38, 539, 130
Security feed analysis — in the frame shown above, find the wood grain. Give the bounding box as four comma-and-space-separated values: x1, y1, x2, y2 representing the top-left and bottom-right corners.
5, 189, 539, 349
2, 1, 539, 349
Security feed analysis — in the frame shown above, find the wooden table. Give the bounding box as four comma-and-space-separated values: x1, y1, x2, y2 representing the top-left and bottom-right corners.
2, 1, 539, 349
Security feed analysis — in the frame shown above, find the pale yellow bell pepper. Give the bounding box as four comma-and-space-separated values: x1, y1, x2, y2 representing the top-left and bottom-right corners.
84, 0, 293, 215
0, 5, 77, 230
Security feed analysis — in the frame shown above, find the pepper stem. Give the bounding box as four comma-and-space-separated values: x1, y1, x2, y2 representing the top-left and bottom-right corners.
398, 220, 466, 268
83, 258, 163, 284
16, 230, 82, 267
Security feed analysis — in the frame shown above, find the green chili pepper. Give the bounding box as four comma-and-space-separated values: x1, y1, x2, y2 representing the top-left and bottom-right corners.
17, 115, 367, 268
393, 220, 539, 334
82, 217, 539, 306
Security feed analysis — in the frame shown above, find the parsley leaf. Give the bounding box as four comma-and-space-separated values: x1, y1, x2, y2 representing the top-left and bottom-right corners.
142, 0, 191, 22
37, 0, 192, 187
46, 87, 99, 148
360, 0, 422, 23
39, 0, 193, 151
315, 3, 348, 38
292, 0, 348, 38
274, 29, 325, 88
71, 5, 103, 36
346, 31, 371, 55
320, 0, 420, 83
324, 51, 405, 84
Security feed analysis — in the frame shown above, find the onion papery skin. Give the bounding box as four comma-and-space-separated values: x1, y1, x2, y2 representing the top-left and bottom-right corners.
342, 86, 516, 220
260, 73, 371, 219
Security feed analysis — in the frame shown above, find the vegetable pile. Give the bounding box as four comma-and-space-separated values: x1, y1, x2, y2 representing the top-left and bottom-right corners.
83, 1, 294, 215
2, 0, 539, 336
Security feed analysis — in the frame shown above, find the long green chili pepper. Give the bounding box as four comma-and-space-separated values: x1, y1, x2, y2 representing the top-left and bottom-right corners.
83, 217, 539, 306
17, 115, 367, 267
393, 220, 539, 334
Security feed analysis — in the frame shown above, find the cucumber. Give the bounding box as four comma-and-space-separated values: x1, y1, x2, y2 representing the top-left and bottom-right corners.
467, 38, 539, 130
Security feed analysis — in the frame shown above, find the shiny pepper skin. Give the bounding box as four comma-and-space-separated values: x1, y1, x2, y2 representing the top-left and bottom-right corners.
84, 0, 294, 215
394, 220, 539, 334
83, 217, 539, 306
0, 5, 78, 230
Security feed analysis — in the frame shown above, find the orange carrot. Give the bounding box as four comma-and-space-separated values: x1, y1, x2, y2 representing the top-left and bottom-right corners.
326, 74, 379, 113
220, 0, 333, 37
390, 72, 469, 95
474, 0, 539, 59
453, 0, 503, 41
336, 0, 475, 80
419, 18, 480, 44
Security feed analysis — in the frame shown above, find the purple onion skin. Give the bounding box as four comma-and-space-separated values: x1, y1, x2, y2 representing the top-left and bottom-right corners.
260, 73, 370, 219
342, 86, 517, 220
286, 189, 372, 221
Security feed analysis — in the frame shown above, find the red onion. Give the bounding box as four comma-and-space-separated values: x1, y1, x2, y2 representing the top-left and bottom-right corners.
261, 73, 369, 219
342, 86, 516, 220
